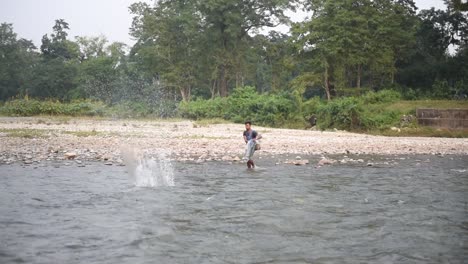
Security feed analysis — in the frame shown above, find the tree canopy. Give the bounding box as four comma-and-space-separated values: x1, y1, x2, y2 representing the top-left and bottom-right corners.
0, 0, 467, 103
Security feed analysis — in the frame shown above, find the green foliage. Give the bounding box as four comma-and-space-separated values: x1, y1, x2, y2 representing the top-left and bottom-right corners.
0, 23, 38, 101
431, 80, 452, 99
179, 86, 301, 127
178, 97, 228, 119
361, 90, 402, 104
107, 100, 178, 118
316, 90, 404, 131
316, 97, 365, 130
301, 96, 321, 119
0, 98, 106, 116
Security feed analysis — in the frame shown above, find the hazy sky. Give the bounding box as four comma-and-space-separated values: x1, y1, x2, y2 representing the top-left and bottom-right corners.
0, 0, 447, 48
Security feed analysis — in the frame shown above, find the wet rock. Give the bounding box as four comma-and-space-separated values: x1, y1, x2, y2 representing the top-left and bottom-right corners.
367, 163, 374, 167
232, 156, 241, 162
102, 154, 113, 161
104, 162, 113, 166
284, 159, 309, 166
294, 160, 309, 166
317, 157, 336, 166
64, 152, 77, 160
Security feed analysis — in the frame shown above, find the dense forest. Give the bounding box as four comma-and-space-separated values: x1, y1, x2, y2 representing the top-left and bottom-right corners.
1, 0, 467, 130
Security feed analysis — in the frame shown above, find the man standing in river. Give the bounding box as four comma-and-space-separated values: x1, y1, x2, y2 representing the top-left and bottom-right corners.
243, 121, 261, 168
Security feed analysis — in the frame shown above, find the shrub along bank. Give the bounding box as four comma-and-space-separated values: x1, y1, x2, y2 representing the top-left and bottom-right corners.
1, 87, 467, 136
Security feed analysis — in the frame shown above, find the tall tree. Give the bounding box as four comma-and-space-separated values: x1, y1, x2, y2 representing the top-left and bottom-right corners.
29, 19, 80, 99
0, 23, 38, 100
130, 1, 202, 101
130, 0, 298, 99
396, 6, 468, 94
291, 0, 417, 100
198, 0, 297, 96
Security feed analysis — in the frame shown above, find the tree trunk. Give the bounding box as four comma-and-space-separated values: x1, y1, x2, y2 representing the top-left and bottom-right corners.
324, 67, 331, 101
219, 65, 228, 97
391, 60, 397, 84
357, 64, 361, 90
180, 85, 191, 102
210, 79, 218, 99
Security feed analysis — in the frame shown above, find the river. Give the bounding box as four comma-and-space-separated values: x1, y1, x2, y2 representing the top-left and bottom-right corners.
0, 155, 467, 263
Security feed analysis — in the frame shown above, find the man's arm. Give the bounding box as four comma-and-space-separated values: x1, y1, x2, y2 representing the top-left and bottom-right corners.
252, 131, 261, 141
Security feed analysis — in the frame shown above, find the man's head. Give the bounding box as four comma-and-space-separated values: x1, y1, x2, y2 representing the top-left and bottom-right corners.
245, 121, 252, 130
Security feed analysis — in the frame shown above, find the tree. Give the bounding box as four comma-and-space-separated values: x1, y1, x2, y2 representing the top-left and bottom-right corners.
77, 39, 129, 103
396, 6, 468, 95
291, 0, 417, 100
75, 35, 108, 61
198, 0, 297, 96
130, 0, 298, 99
29, 19, 80, 99
130, 1, 203, 101
0, 23, 38, 101
41, 19, 79, 60
445, 0, 468, 11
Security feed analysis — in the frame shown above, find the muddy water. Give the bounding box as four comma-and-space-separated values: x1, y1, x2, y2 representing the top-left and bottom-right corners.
0, 155, 467, 263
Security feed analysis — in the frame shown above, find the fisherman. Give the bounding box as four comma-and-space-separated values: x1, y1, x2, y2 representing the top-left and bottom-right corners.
243, 121, 261, 168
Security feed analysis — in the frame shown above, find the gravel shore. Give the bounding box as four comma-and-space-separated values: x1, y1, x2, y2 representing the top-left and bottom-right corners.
0, 117, 467, 165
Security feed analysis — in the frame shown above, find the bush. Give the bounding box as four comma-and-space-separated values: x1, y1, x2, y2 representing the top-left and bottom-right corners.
302, 96, 321, 119
178, 86, 301, 127
431, 80, 451, 99
316, 97, 366, 130
178, 97, 227, 119
361, 89, 401, 104
0, 98, 107, 116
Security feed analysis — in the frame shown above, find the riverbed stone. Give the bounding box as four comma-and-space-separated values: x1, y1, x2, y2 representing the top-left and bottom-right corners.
64, 152, 77, 160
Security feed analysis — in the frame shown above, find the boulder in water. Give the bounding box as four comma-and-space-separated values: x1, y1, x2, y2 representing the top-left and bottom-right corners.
284, 159, 309, 166
317, 157, 336, 166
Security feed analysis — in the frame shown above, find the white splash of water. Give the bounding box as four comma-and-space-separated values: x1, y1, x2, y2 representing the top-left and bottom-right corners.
121, 146, 175, 187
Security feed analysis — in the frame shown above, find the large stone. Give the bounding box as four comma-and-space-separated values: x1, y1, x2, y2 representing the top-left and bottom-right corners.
317, 158, 336, 166
102, 154, 112, 161
64, 152, 77, 160
284, 159, 309, 166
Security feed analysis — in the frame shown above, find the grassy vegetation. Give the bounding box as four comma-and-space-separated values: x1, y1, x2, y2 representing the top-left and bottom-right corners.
1, 88, 467, 137
193, 118, 229, 127
383, 100, 468, 113
0, 128, 51, 138
371, 127, 468, 138
0, 99, 107, 117
176, 134, 228, 140
62, 130, 101, 137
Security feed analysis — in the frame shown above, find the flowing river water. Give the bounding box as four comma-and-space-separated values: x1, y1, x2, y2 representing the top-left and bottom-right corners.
0, 155, 467, 263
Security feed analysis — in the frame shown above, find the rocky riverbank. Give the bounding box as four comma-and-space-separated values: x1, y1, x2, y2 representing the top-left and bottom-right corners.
0, 117, 467, 166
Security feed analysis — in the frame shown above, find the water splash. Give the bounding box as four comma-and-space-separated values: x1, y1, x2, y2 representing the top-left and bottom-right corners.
121, 147, 175, 187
